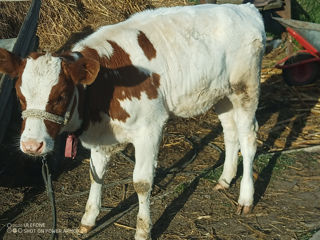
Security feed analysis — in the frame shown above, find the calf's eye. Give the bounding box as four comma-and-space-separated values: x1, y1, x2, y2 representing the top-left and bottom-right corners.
56, 95, 66, 103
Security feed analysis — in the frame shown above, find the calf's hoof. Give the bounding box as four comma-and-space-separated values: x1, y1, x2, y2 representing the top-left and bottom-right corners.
135, 233, 151, 240
213, 182, 229, 191
135, 229, 151, 240
79, 224, 94, 234
236, 205, 252, 215
135, 220, 151, 240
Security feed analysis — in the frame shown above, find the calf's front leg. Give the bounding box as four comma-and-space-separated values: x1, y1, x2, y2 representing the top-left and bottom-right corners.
133, 127, 162, 240
79, 149, 109, 233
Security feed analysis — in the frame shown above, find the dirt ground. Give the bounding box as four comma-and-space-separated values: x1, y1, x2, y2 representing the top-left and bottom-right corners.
0, 45, 320, 240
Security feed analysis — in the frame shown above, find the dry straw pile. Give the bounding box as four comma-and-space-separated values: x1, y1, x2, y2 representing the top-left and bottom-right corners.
0, 0, 190, 52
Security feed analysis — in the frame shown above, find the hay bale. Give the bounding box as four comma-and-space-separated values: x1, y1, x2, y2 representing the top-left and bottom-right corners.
0, 0, 190, 52
0, 1, 30, 39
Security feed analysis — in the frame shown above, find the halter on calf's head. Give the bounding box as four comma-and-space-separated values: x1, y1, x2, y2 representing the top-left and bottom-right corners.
0, 48, 100, 156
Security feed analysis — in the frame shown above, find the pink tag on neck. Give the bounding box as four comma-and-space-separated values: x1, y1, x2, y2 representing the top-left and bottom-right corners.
65, 134, 78, 159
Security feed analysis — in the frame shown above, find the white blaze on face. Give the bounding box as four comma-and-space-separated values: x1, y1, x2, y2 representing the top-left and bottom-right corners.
19, 54, 62, 154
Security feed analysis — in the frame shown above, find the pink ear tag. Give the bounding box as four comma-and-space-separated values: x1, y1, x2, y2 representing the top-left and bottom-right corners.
65, 134, 78, 159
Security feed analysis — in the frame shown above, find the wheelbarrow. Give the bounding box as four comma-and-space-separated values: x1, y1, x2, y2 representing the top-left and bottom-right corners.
273, 17, 320, 86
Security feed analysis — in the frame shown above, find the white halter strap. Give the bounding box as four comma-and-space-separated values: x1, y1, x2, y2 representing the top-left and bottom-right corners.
21, 91, 75, 126
21, 109, 70, 125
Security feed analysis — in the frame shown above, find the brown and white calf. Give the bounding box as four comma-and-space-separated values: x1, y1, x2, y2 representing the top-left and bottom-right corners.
0, 4, 265, 239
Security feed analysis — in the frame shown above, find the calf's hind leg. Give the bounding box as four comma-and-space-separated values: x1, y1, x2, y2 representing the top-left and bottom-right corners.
230, 82, 259, 215
214, 97, 240, 190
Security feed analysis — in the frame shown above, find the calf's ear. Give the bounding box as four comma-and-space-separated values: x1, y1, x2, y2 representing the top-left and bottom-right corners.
0, 48, 22, 78
62, 57, 100, 85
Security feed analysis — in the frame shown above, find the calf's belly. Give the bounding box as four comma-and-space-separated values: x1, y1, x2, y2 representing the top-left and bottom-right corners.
168, 87, 230, 118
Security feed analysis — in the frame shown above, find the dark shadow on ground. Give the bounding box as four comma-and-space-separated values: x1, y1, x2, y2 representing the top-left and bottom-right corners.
85, 193, 139, 240
253, 70, 320, 205
152, 153, 224, 240
0, 187, 43, 238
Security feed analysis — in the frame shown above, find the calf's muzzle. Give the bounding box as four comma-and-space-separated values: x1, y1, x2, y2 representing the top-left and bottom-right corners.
21, 139, 45, 155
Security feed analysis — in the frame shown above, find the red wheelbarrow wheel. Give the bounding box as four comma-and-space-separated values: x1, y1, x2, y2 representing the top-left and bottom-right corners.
282, 53, 320, 86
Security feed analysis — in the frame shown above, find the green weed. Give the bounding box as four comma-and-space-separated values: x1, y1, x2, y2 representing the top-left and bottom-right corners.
297, 228, 320, 240
175, 182, 189, 195
202, 165, 223, 182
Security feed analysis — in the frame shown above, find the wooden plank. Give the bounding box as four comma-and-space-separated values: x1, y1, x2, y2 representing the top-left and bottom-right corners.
0, 0, 41, 143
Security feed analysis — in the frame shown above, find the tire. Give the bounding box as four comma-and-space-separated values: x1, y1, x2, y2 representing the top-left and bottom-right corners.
282, 53, 320, 86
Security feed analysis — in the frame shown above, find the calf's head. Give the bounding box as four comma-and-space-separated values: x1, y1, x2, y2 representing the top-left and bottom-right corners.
0, 48, 100, 156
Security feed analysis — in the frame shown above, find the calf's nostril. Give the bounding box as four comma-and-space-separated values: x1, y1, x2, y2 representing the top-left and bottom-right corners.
36, 142, 44, 153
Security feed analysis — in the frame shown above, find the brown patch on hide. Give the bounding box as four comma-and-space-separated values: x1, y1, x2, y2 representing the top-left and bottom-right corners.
134, 182, 151, 195
108, 72, 160, 122
103, 41, 160, 122
78, 44, 161, 124
105, 40, 132, 68
81, 47, 100, 62
14, 60, 27, 134
15, 61, 27, 111
0, 48, 23, 77
62, 55, 100, 86
28, 52, 45, 60
111, 72, 160, 101
137, 31, 157, 60
0, 49, 18, 74
108, 95, 131, 122
44, 68, 75, 138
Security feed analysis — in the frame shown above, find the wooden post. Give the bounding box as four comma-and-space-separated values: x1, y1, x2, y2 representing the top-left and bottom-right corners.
276, 0, 291, 19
